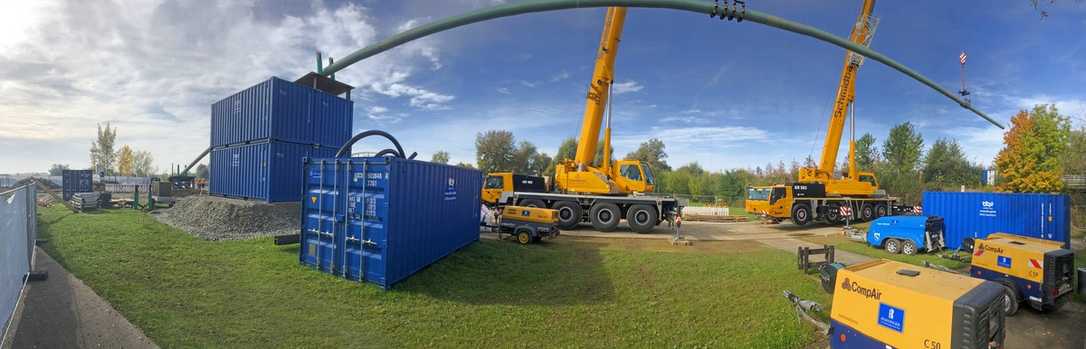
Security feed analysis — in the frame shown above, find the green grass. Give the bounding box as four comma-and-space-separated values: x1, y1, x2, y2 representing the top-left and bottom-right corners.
38, 205, 828, 348
800, 235, 970, 270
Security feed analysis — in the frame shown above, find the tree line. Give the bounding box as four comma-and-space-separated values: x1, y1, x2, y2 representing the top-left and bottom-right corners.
49, 122, 157, 177
454, 104, 1084, 207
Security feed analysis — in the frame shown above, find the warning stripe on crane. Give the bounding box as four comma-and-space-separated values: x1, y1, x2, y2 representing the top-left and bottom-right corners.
959, 51, 968, 65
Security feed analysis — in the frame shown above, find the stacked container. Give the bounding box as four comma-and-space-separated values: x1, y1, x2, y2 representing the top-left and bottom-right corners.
209, 77, 353, 202
922, 191, 1071, 249
61, 169, 93, 201
299, 157, 483, 289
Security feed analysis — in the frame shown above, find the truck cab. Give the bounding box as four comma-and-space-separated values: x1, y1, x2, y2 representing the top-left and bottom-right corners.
744, 185, 792, 220
613, 159, 655, 193
482, 172, 548, 205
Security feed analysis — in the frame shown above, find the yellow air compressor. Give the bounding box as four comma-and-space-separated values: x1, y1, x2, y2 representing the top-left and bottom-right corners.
829, 259, 1005, 349
497, 206, 560, 245
969, 233, 1075, 315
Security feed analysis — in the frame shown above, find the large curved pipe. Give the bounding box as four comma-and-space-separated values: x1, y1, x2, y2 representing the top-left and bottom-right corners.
182, 146, 211, 175
321, 0, 1003, 129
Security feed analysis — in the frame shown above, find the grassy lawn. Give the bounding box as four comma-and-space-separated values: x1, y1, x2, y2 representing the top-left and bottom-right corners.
38, 205, 828, 348
800, 235, 970, 270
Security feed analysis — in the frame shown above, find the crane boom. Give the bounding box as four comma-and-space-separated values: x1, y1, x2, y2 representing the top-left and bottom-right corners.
573, 7, 626, 167
813, 0, 876, 179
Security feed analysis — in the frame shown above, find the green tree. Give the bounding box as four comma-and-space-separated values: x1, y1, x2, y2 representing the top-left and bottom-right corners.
90, 122, 117, 175
554, 137, 578, 163
456, 162, 476, 169
48, 164, 70, 176
624, 138, 671, 172
922, 138, 979, 188
996, 105, 1071, 192
431, 151, 450, 164
880, 122, 925, 203
475, 130, 516, 173
1062, 126, 1086, 175
855, 133, 880, 171
133, 150, 155, 176
195, 164, 209, 179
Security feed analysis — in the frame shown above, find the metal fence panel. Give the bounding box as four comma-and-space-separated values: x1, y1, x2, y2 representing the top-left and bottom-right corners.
0, 184, 35, 342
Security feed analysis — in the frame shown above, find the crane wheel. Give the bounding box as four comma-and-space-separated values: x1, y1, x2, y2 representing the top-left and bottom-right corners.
552, 201, 582, 230
860, 204, 874, 221
627, 204, 657, 234
519, 199, 546, 208
875, 204, 888, 218
590, 202, 621, 232
791, 204, 812, 226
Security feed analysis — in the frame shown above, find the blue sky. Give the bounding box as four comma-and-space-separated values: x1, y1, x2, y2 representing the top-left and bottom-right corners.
1, 0, 1084, 174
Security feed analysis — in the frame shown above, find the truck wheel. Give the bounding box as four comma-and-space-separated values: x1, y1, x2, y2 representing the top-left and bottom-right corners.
824, 203, 841, 224
999, 283, 1020, 316
901, 240, 917, 255
860, 204, 874, 221
875, 204, 888, 218
884, 239, 901, 254
519, 199, 545, 208
590, 202, 621, 232
552, 201, 582, 230
515, 227, 533, 245
627, 204, 657, 234
791, 204, 812, 226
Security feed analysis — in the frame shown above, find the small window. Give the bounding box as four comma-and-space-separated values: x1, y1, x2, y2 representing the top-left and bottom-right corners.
769, 187, 786, 204
859, 175, 877, 186
484, 176, 503, 189
620, 164, 641, 181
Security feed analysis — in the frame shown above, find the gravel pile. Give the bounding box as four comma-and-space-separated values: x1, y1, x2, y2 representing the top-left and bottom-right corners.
151, 196, 300, 240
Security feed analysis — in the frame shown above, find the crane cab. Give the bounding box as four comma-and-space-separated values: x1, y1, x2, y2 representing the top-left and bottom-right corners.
745, 185, 792, 220
554, 159, 655, 195
613, 159, 655, 193
482, 172, 548, 205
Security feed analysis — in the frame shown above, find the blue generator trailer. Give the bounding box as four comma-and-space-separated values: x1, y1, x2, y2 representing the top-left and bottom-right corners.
866, 216, 945, 255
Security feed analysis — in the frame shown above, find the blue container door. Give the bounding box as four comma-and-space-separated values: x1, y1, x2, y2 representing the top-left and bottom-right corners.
344, 159, 390, 285
310, 91, 352, 148
301, 159, 388, 279
210, 79, 273, 147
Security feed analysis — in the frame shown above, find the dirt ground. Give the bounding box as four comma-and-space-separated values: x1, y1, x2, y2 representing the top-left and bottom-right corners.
547, 220, 1086, 348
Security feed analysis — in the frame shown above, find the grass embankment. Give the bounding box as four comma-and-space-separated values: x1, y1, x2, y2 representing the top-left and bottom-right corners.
38, 205, 828, 348
800, 235, 970, 270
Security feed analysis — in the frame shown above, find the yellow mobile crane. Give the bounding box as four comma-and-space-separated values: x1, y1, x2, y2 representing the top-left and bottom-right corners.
745, 0, 895, 226
483, 7, 682, 233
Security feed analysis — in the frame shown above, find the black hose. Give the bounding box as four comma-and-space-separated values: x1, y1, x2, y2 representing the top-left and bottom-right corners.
336, 130, 407, 158
374, 149, 400, 157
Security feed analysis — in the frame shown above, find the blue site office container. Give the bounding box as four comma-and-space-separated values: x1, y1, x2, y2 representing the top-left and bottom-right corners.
61, 169, 93, 201
210, 77, 353, 148
209, 141, 337, 202
922, 191, 1070, 250
299, 157, 483, 289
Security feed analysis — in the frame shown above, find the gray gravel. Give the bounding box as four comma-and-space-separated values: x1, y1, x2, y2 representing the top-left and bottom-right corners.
151, 196, 300, 240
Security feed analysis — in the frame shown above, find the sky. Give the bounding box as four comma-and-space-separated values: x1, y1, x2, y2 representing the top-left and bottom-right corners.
1, 0, 1084, 174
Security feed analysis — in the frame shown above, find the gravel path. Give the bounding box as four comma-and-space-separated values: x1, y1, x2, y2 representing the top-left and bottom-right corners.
151, 196, 300, 240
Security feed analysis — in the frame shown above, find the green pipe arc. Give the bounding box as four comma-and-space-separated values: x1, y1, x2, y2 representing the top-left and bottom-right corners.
321, 0, 1003, 129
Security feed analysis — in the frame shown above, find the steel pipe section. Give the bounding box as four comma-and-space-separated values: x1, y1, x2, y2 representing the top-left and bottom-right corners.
321, 0, 1003, 129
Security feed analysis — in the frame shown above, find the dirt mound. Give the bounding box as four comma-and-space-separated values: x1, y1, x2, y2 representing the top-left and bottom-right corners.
151, 196, 300, 240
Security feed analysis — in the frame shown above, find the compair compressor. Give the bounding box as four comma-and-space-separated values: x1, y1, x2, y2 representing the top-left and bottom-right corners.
970, 233, 1075, 315
830, 260, 1005, 349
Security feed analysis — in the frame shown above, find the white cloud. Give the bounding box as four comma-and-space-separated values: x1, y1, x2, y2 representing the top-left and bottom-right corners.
519, 80, 538, 88
0, 1, 452, 173
1009, 95, 1086, 126
612, 80, 643, 95
550, 71, 570, 82
945, 126, 1004, 166
496, 87, 511, 95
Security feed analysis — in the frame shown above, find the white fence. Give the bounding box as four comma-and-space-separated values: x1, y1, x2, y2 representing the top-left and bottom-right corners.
0, 184, 37, 345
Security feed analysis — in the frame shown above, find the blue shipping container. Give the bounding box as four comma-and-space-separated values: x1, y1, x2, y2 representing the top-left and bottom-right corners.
210, 77, 353, 148
922, 191, 1070, 250
61, 170, 93, 201
209, 141, 337, 202
299, 157, 483, 289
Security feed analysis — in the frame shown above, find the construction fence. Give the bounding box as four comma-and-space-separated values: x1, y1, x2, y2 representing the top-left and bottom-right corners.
0, 184, 37, 346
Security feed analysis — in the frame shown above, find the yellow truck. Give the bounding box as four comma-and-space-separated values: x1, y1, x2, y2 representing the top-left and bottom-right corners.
829, 259, 1005, 349
969, 233, 1075, 315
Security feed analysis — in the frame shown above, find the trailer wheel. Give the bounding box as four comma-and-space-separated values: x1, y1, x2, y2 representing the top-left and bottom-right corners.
901, 240, 917, 255
552, 201, 582, 230
999, 282, 1020, 316
519, 199, 545, 208
791, 204, 812, 226
590, 202, 621, 231
860, 204, 874, 221
884, 239, 901, 254
515, 228, 533, 245
627, 204, 657, 234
